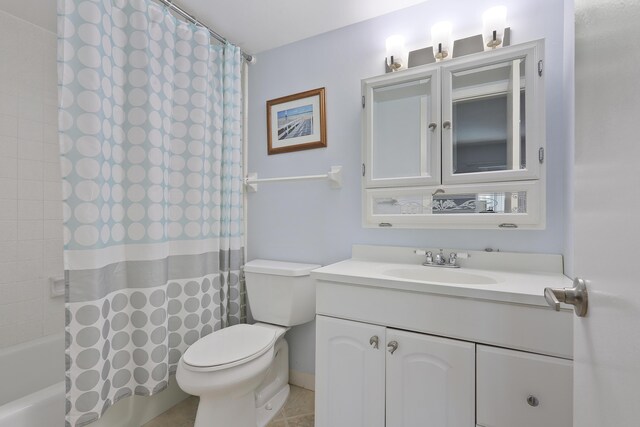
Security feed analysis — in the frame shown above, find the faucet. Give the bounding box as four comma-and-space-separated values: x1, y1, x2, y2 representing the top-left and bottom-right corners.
414, 249, 469, 268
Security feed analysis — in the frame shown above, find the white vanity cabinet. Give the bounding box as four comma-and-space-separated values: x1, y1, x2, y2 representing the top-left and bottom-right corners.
315, 316, 386, 427
476, 346, 573, 427
385, 329, 475, 427
313, 248, 575, 427
315, 316, 475, 427
362, 40, 545, 229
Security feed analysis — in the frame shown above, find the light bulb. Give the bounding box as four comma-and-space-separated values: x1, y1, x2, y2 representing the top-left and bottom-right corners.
483, 6, 507, 50
431, 22, 453, 61
385, 35, 407, 71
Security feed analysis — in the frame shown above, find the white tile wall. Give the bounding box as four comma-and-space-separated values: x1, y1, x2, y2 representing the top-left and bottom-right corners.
0, 10, 63, 349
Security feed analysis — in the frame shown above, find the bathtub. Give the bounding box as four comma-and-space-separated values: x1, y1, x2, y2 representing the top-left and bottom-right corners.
0, 333, 191, 427
0, 333, 65, 427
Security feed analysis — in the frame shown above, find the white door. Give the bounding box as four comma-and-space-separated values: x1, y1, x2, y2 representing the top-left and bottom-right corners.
573, 1, 640, 425
385, 329, 475, 427
315, 316, 386, 427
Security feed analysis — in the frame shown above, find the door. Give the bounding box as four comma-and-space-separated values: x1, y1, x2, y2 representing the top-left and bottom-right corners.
573, 1, 640, 426
441, 42, 543, 185
385, 329, 475, 427
363, 68, 441, 188
315, 316, 385, 427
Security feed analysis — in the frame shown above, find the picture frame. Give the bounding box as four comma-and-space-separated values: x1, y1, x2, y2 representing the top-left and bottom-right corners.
266, 87, 327, 155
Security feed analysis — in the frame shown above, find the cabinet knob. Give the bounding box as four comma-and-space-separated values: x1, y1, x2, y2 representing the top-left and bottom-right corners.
428, 122, 437, 131
369, 335, 379, 349
443, 120, 452, 130
527, 395, 540, 407
387, 340, 398, 354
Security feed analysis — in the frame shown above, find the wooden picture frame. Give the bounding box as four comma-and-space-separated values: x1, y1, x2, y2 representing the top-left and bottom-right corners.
267, 87, 327, 155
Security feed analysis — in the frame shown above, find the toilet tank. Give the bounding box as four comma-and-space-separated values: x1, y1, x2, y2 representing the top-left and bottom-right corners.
244, 259, 321, 327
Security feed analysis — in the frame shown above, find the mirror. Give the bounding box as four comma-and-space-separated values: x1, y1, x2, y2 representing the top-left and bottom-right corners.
451, 58, 526, 174
372, 77, 435, 180
372, 191, 527, 215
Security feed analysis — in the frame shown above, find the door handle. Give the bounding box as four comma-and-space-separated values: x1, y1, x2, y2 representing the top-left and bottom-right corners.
442, 120, 452, 130
387, 340, 398, 354
544, 278, 588, 317
369, 335, 379, 349
428, 122, 437, 131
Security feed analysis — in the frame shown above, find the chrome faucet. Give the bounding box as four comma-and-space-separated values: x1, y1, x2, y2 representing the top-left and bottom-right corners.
414, 249, 469, 268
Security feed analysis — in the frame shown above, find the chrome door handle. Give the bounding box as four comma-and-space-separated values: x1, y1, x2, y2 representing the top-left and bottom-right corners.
387, 340, 398, 354
369, 335, 379, 349
442, 121, 452, 130
428, 122, 437, 131
544, 278, 588, 317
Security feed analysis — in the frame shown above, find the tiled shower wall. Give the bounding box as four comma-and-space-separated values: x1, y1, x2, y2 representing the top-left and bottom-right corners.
0, 10, 63, 348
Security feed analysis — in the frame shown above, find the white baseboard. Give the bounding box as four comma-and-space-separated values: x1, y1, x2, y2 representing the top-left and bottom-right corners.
289, 370, 315, 391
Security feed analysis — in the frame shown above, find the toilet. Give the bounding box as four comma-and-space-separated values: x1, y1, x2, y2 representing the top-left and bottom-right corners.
176, 259, 320, 427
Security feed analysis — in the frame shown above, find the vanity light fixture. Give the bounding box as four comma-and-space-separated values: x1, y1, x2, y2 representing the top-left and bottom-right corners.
482, 6, 507, 50
431, 21, 453, 61
385, 35, 407, 72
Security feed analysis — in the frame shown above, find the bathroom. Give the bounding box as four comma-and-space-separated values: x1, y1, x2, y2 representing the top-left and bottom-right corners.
0, 0, 638, 426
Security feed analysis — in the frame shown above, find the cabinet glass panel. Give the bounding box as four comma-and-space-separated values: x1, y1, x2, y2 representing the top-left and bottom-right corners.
372, 78, 434, 179
372, 191, 527, 215
451, 58, 526, 175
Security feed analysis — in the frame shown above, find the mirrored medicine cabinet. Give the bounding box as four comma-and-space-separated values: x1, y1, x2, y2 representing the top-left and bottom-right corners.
362, 40, 545, 229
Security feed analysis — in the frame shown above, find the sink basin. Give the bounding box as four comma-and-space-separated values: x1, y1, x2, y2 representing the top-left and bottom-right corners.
382, 267, 498, 285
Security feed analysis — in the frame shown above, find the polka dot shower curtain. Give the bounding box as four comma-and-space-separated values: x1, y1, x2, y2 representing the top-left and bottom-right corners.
58, 0, 244, 425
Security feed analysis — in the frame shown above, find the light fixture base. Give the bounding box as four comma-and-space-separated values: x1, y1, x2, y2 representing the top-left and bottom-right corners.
486, 38, 503, 49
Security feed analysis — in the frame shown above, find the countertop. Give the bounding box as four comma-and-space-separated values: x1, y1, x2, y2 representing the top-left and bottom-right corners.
312, 259, 573, 309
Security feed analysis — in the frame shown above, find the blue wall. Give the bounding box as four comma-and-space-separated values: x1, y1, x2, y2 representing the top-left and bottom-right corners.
247, 0, 571, 375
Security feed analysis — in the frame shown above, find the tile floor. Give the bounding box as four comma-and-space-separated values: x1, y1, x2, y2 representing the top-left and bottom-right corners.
143, 385, 314, 427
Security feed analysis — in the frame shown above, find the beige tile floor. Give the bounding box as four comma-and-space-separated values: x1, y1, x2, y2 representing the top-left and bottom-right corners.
143, 385, 314, 427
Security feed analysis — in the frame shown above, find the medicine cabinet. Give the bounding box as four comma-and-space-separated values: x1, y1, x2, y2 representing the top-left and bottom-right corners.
362, 40, 545, 229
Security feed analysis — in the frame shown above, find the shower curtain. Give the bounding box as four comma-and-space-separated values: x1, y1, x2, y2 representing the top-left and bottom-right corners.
58, 0, 244, 425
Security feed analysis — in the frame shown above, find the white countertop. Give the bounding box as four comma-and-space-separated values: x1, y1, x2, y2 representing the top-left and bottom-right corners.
312, 258, 573, 309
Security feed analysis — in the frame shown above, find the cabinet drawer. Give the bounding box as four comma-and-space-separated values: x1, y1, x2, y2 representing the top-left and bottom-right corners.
477, 345, 572, 427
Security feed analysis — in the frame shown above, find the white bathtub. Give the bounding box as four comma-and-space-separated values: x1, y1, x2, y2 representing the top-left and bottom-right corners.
0, 334, 65, 427
0, 333, 190, 427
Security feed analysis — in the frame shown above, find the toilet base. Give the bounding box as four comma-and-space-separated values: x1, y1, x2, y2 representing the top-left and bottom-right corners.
256, 384, 289, 427
194, 392, 256, 427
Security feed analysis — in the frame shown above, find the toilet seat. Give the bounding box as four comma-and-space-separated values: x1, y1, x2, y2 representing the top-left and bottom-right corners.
183, 324, 277, 371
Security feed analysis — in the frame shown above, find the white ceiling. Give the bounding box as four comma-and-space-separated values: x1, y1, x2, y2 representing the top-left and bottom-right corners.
0, 0, 428, 53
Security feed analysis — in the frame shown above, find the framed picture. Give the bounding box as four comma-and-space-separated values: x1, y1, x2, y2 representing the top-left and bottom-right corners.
267, 87, 327, 155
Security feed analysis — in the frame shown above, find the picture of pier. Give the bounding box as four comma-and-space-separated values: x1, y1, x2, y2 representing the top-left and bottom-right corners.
277, 104, 314, 140
266, 87, 326, 155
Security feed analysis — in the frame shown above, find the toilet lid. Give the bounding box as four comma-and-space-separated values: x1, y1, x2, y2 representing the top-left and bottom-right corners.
183, 324, 276, 368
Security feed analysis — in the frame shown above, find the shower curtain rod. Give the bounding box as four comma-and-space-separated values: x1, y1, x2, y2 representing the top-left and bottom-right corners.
154, 0, 255, 63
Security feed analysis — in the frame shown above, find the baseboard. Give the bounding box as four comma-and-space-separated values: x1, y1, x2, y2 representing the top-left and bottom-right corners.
289, 370, 315, 391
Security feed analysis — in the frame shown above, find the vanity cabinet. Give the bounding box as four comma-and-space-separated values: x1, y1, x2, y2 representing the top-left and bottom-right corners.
385, 329, 475, 427
476, 346, 573, 427
362, 41, 545, 229
315, 316, 386, 427
316, 315, 474, 427
316, 316, 572, 427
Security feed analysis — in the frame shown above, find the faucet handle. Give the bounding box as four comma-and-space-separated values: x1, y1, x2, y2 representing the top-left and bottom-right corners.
415, 249, 434, 264
449, 252, 457, 265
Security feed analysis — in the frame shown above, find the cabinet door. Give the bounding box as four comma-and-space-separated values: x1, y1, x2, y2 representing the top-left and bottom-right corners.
476, 345, 572, 427
441, 41, 544, 185
315, 316, 386, 427
363, 67, 441, 188
386, 329, 475, 427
